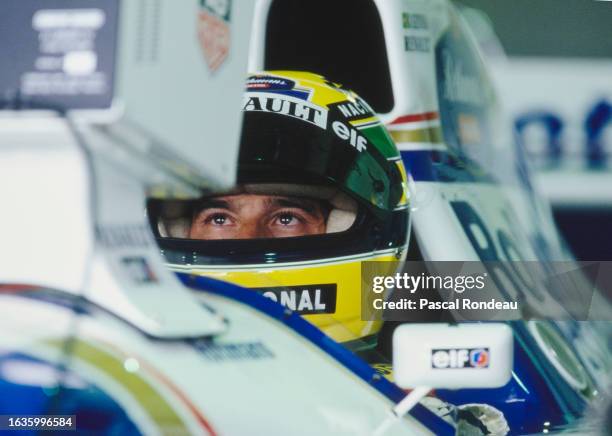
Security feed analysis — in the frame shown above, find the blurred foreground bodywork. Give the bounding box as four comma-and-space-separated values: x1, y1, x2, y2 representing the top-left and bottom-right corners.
0, 279, 451, 435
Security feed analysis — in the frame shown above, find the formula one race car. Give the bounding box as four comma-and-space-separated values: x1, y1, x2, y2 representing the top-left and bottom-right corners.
1, 0, 610, 435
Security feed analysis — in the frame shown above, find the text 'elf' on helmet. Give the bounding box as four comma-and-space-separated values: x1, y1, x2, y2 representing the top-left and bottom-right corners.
148, 71, 410, 346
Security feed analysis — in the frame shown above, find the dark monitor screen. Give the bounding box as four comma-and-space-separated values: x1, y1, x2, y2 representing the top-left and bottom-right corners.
0, 0, 118, 110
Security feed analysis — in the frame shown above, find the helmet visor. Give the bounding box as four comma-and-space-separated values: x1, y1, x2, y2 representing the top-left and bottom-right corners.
238, 109, 405, 219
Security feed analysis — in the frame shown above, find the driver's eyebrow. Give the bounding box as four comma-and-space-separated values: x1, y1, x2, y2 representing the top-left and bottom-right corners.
269, 197, 323, 216
194, 198, 232, 213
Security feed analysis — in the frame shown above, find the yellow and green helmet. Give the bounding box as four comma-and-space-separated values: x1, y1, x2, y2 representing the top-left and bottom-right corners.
149, 71, 409, 344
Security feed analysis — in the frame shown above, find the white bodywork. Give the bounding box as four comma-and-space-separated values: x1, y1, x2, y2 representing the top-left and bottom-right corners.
0, 0, 257, 338
0, 115, 227, 338
114, 0, 254, 190
0, 289, 433, 435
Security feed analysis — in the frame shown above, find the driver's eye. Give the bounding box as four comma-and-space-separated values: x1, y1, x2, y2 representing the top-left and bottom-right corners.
277, 213, 295, 225
211, 214, 228, 225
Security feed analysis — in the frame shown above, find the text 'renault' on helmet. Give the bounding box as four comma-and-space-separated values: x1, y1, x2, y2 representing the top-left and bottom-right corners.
148, 71, 409, 345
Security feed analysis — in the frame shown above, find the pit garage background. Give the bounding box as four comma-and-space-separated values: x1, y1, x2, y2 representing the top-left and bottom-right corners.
458, 0, 612, 262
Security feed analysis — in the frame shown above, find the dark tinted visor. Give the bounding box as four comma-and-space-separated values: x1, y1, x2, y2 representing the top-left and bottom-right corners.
238, 110, 403, 219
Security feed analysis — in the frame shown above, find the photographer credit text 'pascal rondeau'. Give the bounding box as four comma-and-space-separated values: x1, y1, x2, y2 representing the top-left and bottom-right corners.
370, 272, 520, 312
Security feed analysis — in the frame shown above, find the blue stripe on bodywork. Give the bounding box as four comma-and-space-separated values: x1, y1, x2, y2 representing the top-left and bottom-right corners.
178, 273, 455, 435
401, 149, 494, 183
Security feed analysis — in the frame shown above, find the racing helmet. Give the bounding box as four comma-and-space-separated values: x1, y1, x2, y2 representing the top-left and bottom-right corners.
148, 71, 410, 345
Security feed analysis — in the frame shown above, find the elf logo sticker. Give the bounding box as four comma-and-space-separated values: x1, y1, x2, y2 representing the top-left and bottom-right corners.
332, 121, 367, 152
431, 347, 490, 369
470, 348, 490, 368
253, 284, 337, 314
